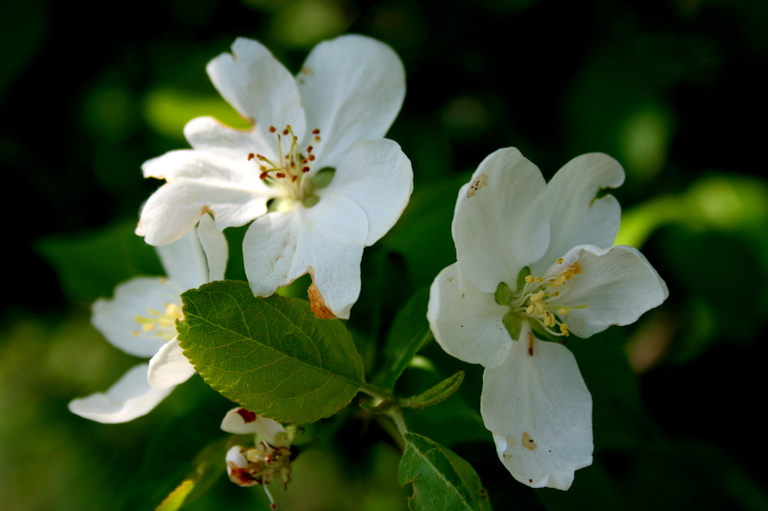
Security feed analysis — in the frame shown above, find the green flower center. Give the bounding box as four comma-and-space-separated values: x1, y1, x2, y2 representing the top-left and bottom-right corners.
495, 259, 587, 340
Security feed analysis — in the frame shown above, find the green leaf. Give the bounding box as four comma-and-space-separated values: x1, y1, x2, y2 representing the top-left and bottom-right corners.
155, 436, 229, 511
178, 280, 365, 424
406, 371, 464, 409
399, 432, 492, 511
376, 288, 431, 390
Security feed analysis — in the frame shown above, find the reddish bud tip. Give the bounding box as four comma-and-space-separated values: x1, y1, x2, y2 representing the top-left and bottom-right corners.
236, 408, 258, 423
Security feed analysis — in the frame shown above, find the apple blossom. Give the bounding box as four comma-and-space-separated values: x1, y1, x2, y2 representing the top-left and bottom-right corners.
136, 35, 413, 319
427, 148, 668, 490
222, 407, 296, 508
68, 215, 227, 423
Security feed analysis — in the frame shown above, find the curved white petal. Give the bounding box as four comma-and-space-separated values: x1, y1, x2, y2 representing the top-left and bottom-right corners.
221, 408, 288, 446
197, 213, 228, 281
322, 139, 412, 245
297, 34, 405, 168
147, 338, 195, 390
427, 263, 513, 368
532, 153, 625, 276
184, 116, 266, 161
206, 37, 306, 147
141, 149, 258, 184
92, 277, 182, 358
453, 148, 550, 293
68, 364, 174, 423
243, 195, 368, 319
137, 176, 271, 246
549, 245, 669, 338
481, 331, 593, 490
156, 226, 208, 290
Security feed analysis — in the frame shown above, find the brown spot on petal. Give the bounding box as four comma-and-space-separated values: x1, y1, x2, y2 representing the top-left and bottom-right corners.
301, 66, 314, 76
308, 281, 337, 319
236, 407, 257, 423
522, 432, 537, 451
466, 173, 489, 198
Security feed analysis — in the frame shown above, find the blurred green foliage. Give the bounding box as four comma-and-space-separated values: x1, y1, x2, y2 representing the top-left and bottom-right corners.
2, 0, 768, 509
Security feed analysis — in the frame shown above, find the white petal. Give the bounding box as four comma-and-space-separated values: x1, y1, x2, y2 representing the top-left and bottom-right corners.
321, 139, 413, 245
297, 34, 405, 167
427, 263, 513, 368
549, 245, 669, 338
206, 38, 306, 147
532, 153, 625, 276
197, 213, 228, 281
481, 330, 593, 490
184, 116, 265, 160
221, 408, 288, 446
156, 225, 208, 290
68, 364, 174, 423
137, 175, 270, 246
147, 338, 195, 390
91, 277, 181, 358
243, 196, 368, 319
453, 148, 550, 293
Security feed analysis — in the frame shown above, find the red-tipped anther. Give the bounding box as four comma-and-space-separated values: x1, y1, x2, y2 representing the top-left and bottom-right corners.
291, 175, 298, 182
257, 154, 266, 161
302, 166, 310, 173
313, 136, 322, 143
276, 172, 286, 179
312, 128, 321, 134
308, 154, 316, 161
282, 128, 289, 136
306, 145, 313, 153
259, 171, 269, 180
269, 126, 277, 133
247, 153, 255, 160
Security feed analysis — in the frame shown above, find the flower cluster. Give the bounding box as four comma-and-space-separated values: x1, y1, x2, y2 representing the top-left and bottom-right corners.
427, 148, 668, 489
68, 31, 670, 500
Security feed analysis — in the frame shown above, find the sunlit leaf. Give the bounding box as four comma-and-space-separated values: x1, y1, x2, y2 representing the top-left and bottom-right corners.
178, 280, 365, 424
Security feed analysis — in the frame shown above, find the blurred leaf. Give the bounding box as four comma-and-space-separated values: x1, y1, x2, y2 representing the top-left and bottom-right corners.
406, 370, 464, 409
399, 432, 492, 511
178, 280, 365, 424
376, 288, 431, 390
154, 436, 229, 511
143, 89, 250, 140
617, 173, 768, 248
37, 219, 163, 303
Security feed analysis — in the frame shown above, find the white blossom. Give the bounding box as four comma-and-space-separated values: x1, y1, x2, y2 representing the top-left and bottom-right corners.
427, 148, 668, 489
68, 215, 226, 423
136, 35, 412, 319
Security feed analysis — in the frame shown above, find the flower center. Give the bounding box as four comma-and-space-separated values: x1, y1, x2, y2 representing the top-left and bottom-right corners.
495, 259, 587, 339
132, 296, 183, 341
248, 125, 327, 209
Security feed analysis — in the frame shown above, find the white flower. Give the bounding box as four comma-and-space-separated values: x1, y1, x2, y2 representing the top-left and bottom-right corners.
222, 407, 294, 495
68, 215, 227, 423
136, 35, 413, 319
427, 148, 668, 490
